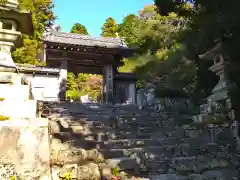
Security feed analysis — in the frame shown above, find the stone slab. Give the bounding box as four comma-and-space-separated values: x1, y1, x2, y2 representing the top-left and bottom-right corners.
0, 72, 21, 84
0, 84, 29, 100
0, 118, 51, 179
0, 100, 36, 118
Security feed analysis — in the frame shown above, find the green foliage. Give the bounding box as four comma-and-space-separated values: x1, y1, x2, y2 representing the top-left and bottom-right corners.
12, 37, 39, 64
118, 58, 137, 73
62, 171, 72, 180
71, 23, 89, 35
154, 0, 240, 100
139, 4, 159, 20
12, 0, 55, 65
66, 73, 103, 102
0, 0, 7, 5
118, 14, 142, 47
112, 167, 120, 177
118, 5, 196, 94
10, 176, 16, 180
67, 72, 78, 90
101, 17, 118, 37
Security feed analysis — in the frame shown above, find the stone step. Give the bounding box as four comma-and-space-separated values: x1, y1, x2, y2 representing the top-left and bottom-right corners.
148, 174, 186, 180
106, 155, 231, 174
83, 131, 163, 141
86, 121, 164, 130
100, 142, 220, 159
51, 133, 185, 150
90, 127, 186, 138
55, 120, 174, 132
0, 100, 36, 118
95, 137, 190, 150
148, 169, 239, 180
138, 156, 230, 174
50, 125, 187, 141
50, 127, 184, 142
48, 111, 179, 124
48, 113, 164, 122
160, 156, 230, 174
52, 133, 98, 150
48, 115, 179, 132
0, 84, 29, 100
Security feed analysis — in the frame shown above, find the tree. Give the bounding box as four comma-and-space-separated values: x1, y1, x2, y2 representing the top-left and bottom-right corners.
12, 0, 55, 65
138, 4, 158, 20
154, 0, 240, 98
118, 14, 142, 47
101, 17, 118, 37
118, 4, 197, 96
71, 23, 89, 35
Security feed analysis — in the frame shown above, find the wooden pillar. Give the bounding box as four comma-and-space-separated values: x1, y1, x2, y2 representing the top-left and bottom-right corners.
59, 58, 67, 101
103, 64, 114, 104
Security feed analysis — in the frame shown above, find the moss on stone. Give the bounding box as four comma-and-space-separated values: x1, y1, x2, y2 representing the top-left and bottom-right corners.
0, 115, 10, 121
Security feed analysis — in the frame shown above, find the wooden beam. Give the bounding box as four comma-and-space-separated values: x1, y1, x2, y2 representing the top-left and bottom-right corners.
46, 49, 101, 59
47, 57, 111, 66
68, 65, 103, 74
46, 51, 117, 64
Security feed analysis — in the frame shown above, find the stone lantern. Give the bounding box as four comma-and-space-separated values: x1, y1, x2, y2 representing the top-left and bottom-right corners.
198, 42, 232, 102
192, 42, 240, 145
0, 0, 33, 83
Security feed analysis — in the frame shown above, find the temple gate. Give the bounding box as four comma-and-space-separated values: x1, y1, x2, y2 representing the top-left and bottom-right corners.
43, 27, 136, 104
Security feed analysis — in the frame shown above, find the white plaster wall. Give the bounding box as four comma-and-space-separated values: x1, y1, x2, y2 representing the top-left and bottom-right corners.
22, 74, 60, 102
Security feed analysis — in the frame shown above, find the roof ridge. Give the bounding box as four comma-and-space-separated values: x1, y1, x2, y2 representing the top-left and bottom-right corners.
52, 30, 124, 44
44, 29, 129, 49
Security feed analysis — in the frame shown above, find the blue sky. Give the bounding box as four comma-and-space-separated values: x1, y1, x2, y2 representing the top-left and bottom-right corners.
52, 0, 153, 36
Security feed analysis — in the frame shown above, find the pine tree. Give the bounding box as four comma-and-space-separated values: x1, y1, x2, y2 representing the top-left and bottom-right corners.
71, 23, 89, 35
101, 17, 118, 37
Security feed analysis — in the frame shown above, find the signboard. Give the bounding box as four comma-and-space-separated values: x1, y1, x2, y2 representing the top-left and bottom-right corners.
30, 76, 60, 101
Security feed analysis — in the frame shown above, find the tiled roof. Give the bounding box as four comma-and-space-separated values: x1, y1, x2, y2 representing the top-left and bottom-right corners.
44, 29, 129, 49
16, 63, 60, 74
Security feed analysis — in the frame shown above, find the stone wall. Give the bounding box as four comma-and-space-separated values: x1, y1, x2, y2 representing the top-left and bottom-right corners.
0, 118, 51, 179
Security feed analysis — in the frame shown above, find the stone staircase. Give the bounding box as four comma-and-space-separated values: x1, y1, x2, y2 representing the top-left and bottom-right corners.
46, 102, 240, 180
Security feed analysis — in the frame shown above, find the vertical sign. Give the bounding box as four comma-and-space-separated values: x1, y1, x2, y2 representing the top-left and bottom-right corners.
104, 64, 113, 103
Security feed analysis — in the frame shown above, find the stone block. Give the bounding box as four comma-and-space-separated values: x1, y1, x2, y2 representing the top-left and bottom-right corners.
57, 149, 88, 165
77, 162, 100, 180
0, 100, 36, 118
0, 72, 21, 84
0, 118, 51, 179
0, 84, 29, 100
107, 157, 138, 170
